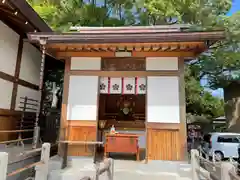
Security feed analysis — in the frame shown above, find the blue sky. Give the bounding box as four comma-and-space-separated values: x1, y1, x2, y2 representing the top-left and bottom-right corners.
228, 0, 240, 15
203, 0, 240, 98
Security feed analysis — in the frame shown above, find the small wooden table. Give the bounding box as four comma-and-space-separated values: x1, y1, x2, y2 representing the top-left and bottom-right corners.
104, 133, 140, 161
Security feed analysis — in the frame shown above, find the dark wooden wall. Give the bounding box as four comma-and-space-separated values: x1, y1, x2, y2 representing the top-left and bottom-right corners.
0, 109, 20, 142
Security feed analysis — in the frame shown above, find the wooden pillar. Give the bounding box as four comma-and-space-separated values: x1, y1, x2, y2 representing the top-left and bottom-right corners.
10, 35, 23, 110
58, 58, 71, 157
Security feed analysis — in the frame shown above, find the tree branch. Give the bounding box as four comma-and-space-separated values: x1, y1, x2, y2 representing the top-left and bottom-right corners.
209, 40, 230, 50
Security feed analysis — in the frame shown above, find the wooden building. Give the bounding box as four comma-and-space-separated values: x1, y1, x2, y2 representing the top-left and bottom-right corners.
0, 0, 53, 142
27, 26, 225, 161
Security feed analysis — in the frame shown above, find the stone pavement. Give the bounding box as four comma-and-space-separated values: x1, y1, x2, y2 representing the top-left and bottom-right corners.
48, 156, 192, 180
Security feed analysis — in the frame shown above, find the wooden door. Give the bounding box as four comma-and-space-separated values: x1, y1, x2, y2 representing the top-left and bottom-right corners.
147, 129, 180, 160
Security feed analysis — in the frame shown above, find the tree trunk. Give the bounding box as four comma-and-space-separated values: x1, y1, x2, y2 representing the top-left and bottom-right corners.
224, 83, 240, 132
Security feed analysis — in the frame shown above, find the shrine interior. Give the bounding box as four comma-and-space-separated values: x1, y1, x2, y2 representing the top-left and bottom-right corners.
96, 57, 147, 160
97, 94, 146, 160
98, 94, 146, 129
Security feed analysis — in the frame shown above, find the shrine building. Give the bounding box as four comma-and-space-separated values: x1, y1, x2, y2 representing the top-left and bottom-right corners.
27, 26, 225, 161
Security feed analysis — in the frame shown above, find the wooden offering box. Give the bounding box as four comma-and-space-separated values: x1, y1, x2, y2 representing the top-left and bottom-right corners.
104, 133, 140, 161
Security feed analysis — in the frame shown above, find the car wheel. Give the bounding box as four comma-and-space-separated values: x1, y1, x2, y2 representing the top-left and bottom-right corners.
214, 151, 224, 161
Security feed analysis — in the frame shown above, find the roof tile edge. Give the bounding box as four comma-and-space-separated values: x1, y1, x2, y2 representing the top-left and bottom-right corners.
69, 24, 191, 32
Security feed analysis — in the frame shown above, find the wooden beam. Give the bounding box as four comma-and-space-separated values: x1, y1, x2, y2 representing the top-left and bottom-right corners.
0, 71, 15, 82
0, 6, 26, 26
134, 46, 142, 52
18, 79, 38, 90
66, 120, 97, 127
107, 46, 116, 51
57, 51, 114, 58
160, 46, 170, 51
69, 70, 180, 77
143, 46, 151, 51
56, 51, 196, 58
11, 36, 23, 110
0, 70, 38, 90
132, 51, 196, 57
146, 122, 180, 130
48, 42, 205, 49
58, 58, 71, 156
0, 108, 21, 116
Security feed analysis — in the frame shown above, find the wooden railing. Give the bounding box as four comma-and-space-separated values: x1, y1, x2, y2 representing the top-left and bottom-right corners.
0, 96, 39, 148
59, 140, 104, 169
0, 143, 51, 180
58, 135, 113, 180
191, 149, 240, 180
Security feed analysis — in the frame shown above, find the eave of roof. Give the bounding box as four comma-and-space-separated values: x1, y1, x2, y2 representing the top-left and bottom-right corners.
9, 0, 52, 32
1, 0, 57, 61
69, 24, 191, 32
27, 30, 225, 44
1, 0, 52, 34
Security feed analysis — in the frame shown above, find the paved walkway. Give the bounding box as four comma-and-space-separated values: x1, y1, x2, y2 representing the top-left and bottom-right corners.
48, 156, 192, 180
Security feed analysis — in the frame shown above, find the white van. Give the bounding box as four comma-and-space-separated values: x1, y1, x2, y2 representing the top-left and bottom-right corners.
201, 132, 240, 160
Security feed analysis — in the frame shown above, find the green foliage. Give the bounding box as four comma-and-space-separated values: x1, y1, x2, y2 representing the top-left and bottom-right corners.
144, 0, 231, 25
28, 0, 128, 31
197, 11, 240, 89
185, 64, 224, 118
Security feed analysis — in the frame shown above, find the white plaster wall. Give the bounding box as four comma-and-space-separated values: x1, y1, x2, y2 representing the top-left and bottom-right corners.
71, 57, 101, 70
147, 76, 180, 123
19, 42, 41, 85
67, 76, 99, 120
0, 78, 13, 109
0, 21, 19, 75
15, 85, 40, 112
146, 57, 178, 70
